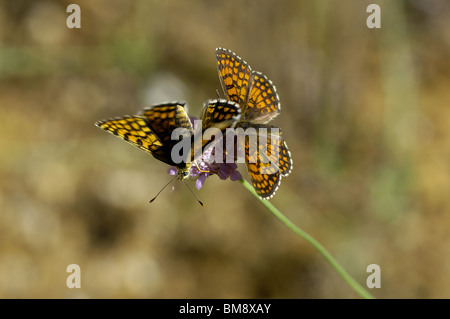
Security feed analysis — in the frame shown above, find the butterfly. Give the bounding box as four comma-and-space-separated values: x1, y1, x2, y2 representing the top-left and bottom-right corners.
95, 99, 241, 203
216, 47, 293, 199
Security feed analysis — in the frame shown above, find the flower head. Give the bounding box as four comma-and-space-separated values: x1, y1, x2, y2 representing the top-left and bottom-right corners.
168, 117, 242, 189
168, 143, 242, 190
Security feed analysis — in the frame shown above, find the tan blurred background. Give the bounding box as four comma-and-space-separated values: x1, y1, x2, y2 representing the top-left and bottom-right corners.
0, 0, 449, 298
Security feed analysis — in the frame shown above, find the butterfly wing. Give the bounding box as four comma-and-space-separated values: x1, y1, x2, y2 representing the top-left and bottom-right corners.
216, 47, 253, 106
277, 138, 293, 177
139, 101, 194, 146
192, 99, 241, 161
252, 124, 293, 178
96, 102, 195, 167
95, 116, 176, 166
200, 99, 241, 132
216, 49, 291, 198
240, 123, 293, 199
245, 134, 282, 199
140, 102, 194, 167
245, 71, 280, 124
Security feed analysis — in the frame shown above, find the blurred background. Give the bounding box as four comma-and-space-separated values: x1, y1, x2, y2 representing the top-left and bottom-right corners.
0, 0, 449, 298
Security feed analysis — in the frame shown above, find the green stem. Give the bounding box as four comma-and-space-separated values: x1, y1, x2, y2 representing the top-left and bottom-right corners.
239, 178, 374, 299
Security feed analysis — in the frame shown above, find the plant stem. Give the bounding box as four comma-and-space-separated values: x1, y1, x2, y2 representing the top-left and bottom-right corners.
239, 178, 375, 299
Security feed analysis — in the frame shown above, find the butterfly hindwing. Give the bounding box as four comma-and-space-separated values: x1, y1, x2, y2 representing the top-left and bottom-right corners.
216, 48, 292, 199
200, 99, 241, 132
239, 123, 292, 198
246, 71, 280, 124
278, 139, 293, 177
244, 134, 282, 199
191, 99, 241, 160
139, 102, 194, 146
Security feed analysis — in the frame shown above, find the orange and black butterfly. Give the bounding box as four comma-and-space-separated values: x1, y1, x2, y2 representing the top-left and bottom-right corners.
95, 99, 241, 203
216, 47, 293, 199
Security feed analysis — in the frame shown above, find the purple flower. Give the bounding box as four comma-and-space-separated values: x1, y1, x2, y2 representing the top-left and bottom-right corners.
167, 166, 178, 176
167, 117, 242, 190
167, 147, 242, 190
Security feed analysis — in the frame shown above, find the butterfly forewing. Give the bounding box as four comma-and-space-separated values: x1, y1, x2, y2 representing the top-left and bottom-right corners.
216, 48, 253, 106
96, 102, 195, 168
95, 116, 177, 165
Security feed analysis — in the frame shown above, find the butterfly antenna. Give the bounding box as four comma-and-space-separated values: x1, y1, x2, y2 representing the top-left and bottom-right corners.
216, 89, 221, 99
183, 180, 205, 207
149, 174, 178, 203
